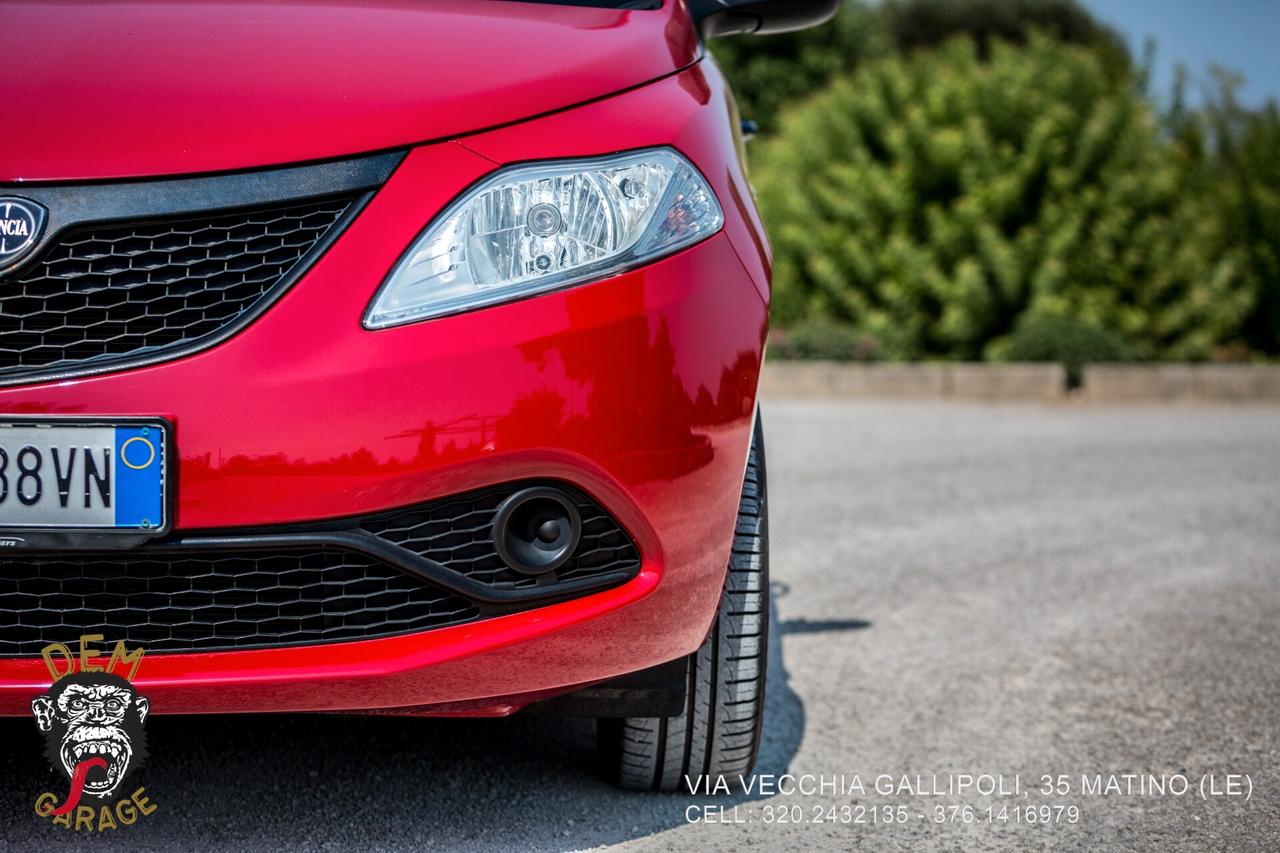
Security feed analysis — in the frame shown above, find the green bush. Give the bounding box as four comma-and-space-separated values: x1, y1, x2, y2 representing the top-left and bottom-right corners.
752, 35, 1255, 362
710, 0, 1125, 132
1003, 314, 1130, 385
769, 318, 882, 361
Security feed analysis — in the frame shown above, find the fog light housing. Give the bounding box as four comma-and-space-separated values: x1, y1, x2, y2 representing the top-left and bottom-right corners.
493, 487, 583, 576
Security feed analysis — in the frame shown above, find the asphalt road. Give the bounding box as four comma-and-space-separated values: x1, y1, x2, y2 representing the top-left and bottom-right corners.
2, 401, 1278, 851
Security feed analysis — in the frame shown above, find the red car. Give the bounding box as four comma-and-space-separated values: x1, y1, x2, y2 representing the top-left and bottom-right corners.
0, 0, 835, 790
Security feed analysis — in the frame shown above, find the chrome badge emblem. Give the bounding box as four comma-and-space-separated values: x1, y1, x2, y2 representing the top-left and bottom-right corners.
0, 197, 47, 275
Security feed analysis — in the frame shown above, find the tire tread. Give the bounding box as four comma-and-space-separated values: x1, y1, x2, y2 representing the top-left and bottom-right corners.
599, 417, 769, 792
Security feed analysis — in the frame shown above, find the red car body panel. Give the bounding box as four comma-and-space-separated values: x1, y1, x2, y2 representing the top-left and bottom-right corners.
0, 0, 698, 182
0, 4, 771, 717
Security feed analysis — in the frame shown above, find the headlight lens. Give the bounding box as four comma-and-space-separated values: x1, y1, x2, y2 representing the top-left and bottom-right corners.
364, 148, 723, 328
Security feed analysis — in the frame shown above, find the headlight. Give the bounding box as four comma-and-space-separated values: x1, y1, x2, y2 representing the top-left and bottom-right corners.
364, 148, 724, 328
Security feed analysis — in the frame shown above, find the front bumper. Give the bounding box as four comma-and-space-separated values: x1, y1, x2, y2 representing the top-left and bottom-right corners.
0, 64, 770, 716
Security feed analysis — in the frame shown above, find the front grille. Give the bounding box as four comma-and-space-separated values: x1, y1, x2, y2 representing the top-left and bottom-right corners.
0, 550, 480, 655
0, 195, 358, 377
0, 482, 641, 655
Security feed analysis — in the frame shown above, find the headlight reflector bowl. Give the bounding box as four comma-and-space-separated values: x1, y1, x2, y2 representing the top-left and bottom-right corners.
364, 148, 724, 328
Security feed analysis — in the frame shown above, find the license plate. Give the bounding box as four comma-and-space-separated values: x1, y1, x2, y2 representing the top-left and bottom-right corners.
0, 420, 168, 531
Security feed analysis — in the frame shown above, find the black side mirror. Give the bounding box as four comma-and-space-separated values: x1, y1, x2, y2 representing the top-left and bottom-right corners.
688, 0, 842, 40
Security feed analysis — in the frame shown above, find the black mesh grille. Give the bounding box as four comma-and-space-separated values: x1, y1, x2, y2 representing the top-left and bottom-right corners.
0, 195, 358, 376
0, 483, 640, 655
0, 551, 479, 655
363, 485, 643, 588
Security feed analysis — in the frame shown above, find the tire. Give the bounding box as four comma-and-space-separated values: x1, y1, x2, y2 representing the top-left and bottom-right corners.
598, 416, 768, 792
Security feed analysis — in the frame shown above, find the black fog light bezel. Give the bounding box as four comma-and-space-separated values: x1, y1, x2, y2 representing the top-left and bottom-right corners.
493, 487, 583, 576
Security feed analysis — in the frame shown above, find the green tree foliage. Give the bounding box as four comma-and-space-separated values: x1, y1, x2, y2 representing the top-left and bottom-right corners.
752, 35, 1256, 361
1198, 76, 1280, 354
883, 0, 1128, 68
710, 0, 1126, 131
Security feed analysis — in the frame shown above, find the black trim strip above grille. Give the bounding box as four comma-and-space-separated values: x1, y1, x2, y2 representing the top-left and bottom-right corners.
2, 152, 403, 261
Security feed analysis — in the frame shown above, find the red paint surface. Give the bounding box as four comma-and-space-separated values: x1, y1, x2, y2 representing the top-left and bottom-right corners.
0, 0, 697, 181
0, 32, 772, 716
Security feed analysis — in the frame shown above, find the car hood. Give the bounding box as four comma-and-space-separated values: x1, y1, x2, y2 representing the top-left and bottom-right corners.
1, 1, 696, 182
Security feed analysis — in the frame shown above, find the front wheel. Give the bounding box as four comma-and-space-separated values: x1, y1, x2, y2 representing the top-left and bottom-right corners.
598, 417, 769, 791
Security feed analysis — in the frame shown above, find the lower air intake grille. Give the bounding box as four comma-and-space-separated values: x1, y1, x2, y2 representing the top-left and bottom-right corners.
363, 485, 644, 588
0, 550, 480, 655
0, 482, 640, 655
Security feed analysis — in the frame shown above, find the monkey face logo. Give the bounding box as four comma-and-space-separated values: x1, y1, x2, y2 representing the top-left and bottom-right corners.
31, 672, 150, 800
